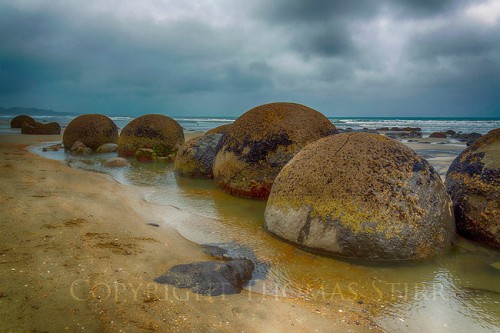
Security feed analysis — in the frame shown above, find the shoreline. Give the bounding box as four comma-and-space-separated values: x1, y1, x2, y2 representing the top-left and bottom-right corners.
0, 133, 376, 332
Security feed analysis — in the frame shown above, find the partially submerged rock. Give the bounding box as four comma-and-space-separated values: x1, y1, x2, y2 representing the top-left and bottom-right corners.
21, 122, 61, 135
135, 148, 157, 163
63, 114, 118, 150
386, 127, 422, 132
10, 115, 36, 128
175, 133, 222, 178
42, 143, 64, 152
451, 132, 482, 146
154, 260, 254, 296
69, 141, 91, 155
213, 102, 335, 199
429, 132, 447, 138
445, 128, 500, 248
265, 133, 455, 261
117, 114, 184, 159
102, 157, 130, 168
96, 143, 118, 153
385, 131, 422, 139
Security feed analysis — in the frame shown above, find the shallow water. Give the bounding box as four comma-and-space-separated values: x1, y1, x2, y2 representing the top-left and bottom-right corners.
30, 143, 500, 333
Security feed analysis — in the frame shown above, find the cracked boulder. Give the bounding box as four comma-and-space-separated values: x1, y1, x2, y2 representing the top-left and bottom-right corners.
213, 102, 335, 199
265, 133, 455, 261
445, 128, 500, 248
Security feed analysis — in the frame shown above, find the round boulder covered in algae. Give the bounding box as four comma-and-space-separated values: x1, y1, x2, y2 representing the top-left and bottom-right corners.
265, 133, 455, 261
445, 128, 500, 248
117, 114, 184, 158
213, 102, 336, 199
175, 133, 223, 178
63, 114, 118, 150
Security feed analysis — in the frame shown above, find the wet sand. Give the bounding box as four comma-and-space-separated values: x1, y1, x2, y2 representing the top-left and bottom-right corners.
403, 137, 466, 178
0, 133, 375, 332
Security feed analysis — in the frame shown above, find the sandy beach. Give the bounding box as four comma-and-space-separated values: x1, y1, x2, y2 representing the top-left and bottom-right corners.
0, 133, 377, 332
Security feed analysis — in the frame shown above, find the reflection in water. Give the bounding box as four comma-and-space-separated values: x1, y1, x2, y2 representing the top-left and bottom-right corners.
30, 143, 500, 333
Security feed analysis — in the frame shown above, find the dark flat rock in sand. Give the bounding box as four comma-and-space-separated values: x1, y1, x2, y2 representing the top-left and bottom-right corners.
202, 242, 270, 281
154, 259, 254, 296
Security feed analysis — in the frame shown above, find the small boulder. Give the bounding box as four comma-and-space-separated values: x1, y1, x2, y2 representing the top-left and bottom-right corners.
265, 133, 455, 261
175, 133, 222, 178
429, 132, 447, 138
96, 143, 118, 153
42, 143, 64, 152
63, 114, 118, 151
102, 157, 130, 168
402, 127, 422, 132
21, 122, 61, 135
69, 141, 91, 155
135, 148, 157, 163
446, 130, 456, 135
445, 128, 500, 248
154, 260, 254, 296
10, 115, 36, 128
385, 131, 422, 139
451, 132, 482, 146
117, 114, 184, 158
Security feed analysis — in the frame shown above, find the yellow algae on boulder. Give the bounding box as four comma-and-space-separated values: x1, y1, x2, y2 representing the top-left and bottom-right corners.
117, 114, 184, 158
265, 133, 455, 261
213, 102, 335, 199
445, 128, 500, 248
63, 114, 118, 150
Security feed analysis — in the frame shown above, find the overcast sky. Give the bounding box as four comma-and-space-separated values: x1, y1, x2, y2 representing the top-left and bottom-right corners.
1, 0, 499, 117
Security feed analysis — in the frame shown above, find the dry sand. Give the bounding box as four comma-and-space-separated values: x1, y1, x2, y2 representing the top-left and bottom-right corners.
0, 133, 377, 332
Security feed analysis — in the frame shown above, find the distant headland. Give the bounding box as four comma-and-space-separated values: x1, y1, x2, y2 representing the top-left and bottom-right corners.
0, 106, 80, 117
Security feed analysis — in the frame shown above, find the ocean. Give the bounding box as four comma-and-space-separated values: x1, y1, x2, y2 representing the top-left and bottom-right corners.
1, 114, 500, 135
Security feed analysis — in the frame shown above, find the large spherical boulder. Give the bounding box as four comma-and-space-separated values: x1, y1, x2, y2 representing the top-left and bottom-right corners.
175, 133, 223, 178
445, 128, 500, 248
63, 114, 118, 150
11, 115, 36, 128
117, 114, 184, 158
265, 133, 455, 261
213, 102, 336, 199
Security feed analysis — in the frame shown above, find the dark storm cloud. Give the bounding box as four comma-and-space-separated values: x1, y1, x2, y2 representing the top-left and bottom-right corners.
408, 21, 500, 60
387, 0, 475, 17
0, 6, 81, 94
0, 0, 498, 116
257, 0, 380, 23
254, 0, 374, 59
